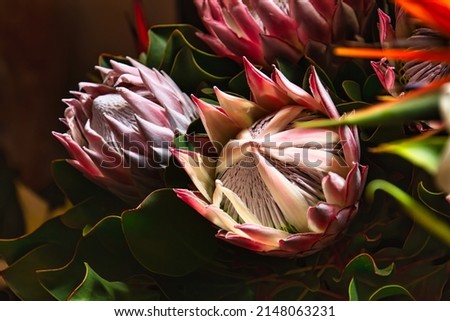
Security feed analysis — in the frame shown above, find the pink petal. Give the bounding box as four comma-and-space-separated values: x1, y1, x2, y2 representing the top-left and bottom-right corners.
250, 0, 299, 44
195, 32, 241, 63
110, 60, 140, 77
115, 87, 170, 128
79, 82, 114, 97
309, 66, 340, 119
371, 59, 396, 95
175, 188, 247, 236
243, 57, 291, 111
306, 203, 341, 232
192, 95, 241, 154
214, 87, 267, 128
135, 115, 174, 146
208, 18, 265, 64
171, 149, 215, 201
339, 123, 360, 165
217, 230, 282, 253
377, 9, 395, 44
272, 68, 325, 113
278, 232, 323, 255
235, 223, 290, 246
322, 172, 347, 207
323, 163, 367, 207
52, 132, 102, 178
291, 0, 331, 44
252, 149, 310, 232
223, 0, 263, 42
332, 1, 359, 42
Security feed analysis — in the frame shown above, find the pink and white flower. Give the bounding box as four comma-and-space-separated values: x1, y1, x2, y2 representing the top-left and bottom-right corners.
173, 58, 368, 257
54, 58, 197, 205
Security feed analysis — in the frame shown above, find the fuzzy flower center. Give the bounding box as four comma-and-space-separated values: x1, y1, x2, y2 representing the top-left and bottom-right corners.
91, 93, 137, 146
217, 108, 346, 233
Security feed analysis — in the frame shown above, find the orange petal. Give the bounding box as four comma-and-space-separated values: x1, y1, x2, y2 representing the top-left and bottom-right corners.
334, 47, 450, 63
396, 0, 450, 38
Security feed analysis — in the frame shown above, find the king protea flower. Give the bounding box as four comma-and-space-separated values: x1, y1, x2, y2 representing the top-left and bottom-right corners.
173, 58, 367, 257
194, 0, 375, 69
53, 58, 197, 205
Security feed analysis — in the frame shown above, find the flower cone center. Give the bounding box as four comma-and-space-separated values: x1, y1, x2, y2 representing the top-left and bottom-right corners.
217, 109, 344, 233
91, 93, 136, 145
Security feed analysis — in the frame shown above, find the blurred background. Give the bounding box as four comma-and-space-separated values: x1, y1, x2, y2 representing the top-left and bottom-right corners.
0, 0, 201, 237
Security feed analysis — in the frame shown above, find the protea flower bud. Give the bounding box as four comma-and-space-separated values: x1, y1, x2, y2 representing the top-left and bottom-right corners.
372, 8, 450, 95
193, 0, 375, 69
173, 58, 367, 257
53, 58, 197, 205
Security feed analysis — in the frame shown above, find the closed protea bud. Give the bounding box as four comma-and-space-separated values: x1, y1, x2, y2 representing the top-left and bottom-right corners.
194, 0, 376, 69
173, 58, 367, 257
53, 58, 197, 205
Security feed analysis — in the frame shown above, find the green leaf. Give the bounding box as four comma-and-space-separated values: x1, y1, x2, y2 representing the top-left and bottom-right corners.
368, 285, 415, 301
146, 24, 210, 69
417, 182, 450, 216
122, 189, 217, 277
37, 260, 86, 301
374, 222, 431, 262
144, 25, 242, 95
98, 54, 130, 69
78, 216, 148, 279
363, 74, 384, 102
398, 264, 448, 300
348, 278, 360, 301
338, 254, 396, 301
370, 134, 446, 175
67, 263, 159, 301
277, 58, 303, 85
342, 80, 362, 101
366, 180, 450, 246
170, 47, 231, 93
60, 196, 126, 231
1, 244, 75, 300
228, 70, 251, 98
0, 217, 80, 265
341, 253, 395, 280
38, 216, 150, 300
296, 85, 441, 129
51, 160, 121, 205
334, 60, 368, 90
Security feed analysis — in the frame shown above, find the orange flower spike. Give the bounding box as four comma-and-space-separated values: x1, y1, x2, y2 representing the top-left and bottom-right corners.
334, 47, 450, 63
395, 0, 450, 38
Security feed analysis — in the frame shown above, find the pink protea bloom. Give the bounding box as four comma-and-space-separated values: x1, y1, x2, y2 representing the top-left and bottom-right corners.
53, 58, 197, 205
372, 8, 450, 96
173, 58, 368, 257
193, 0, 375, 68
